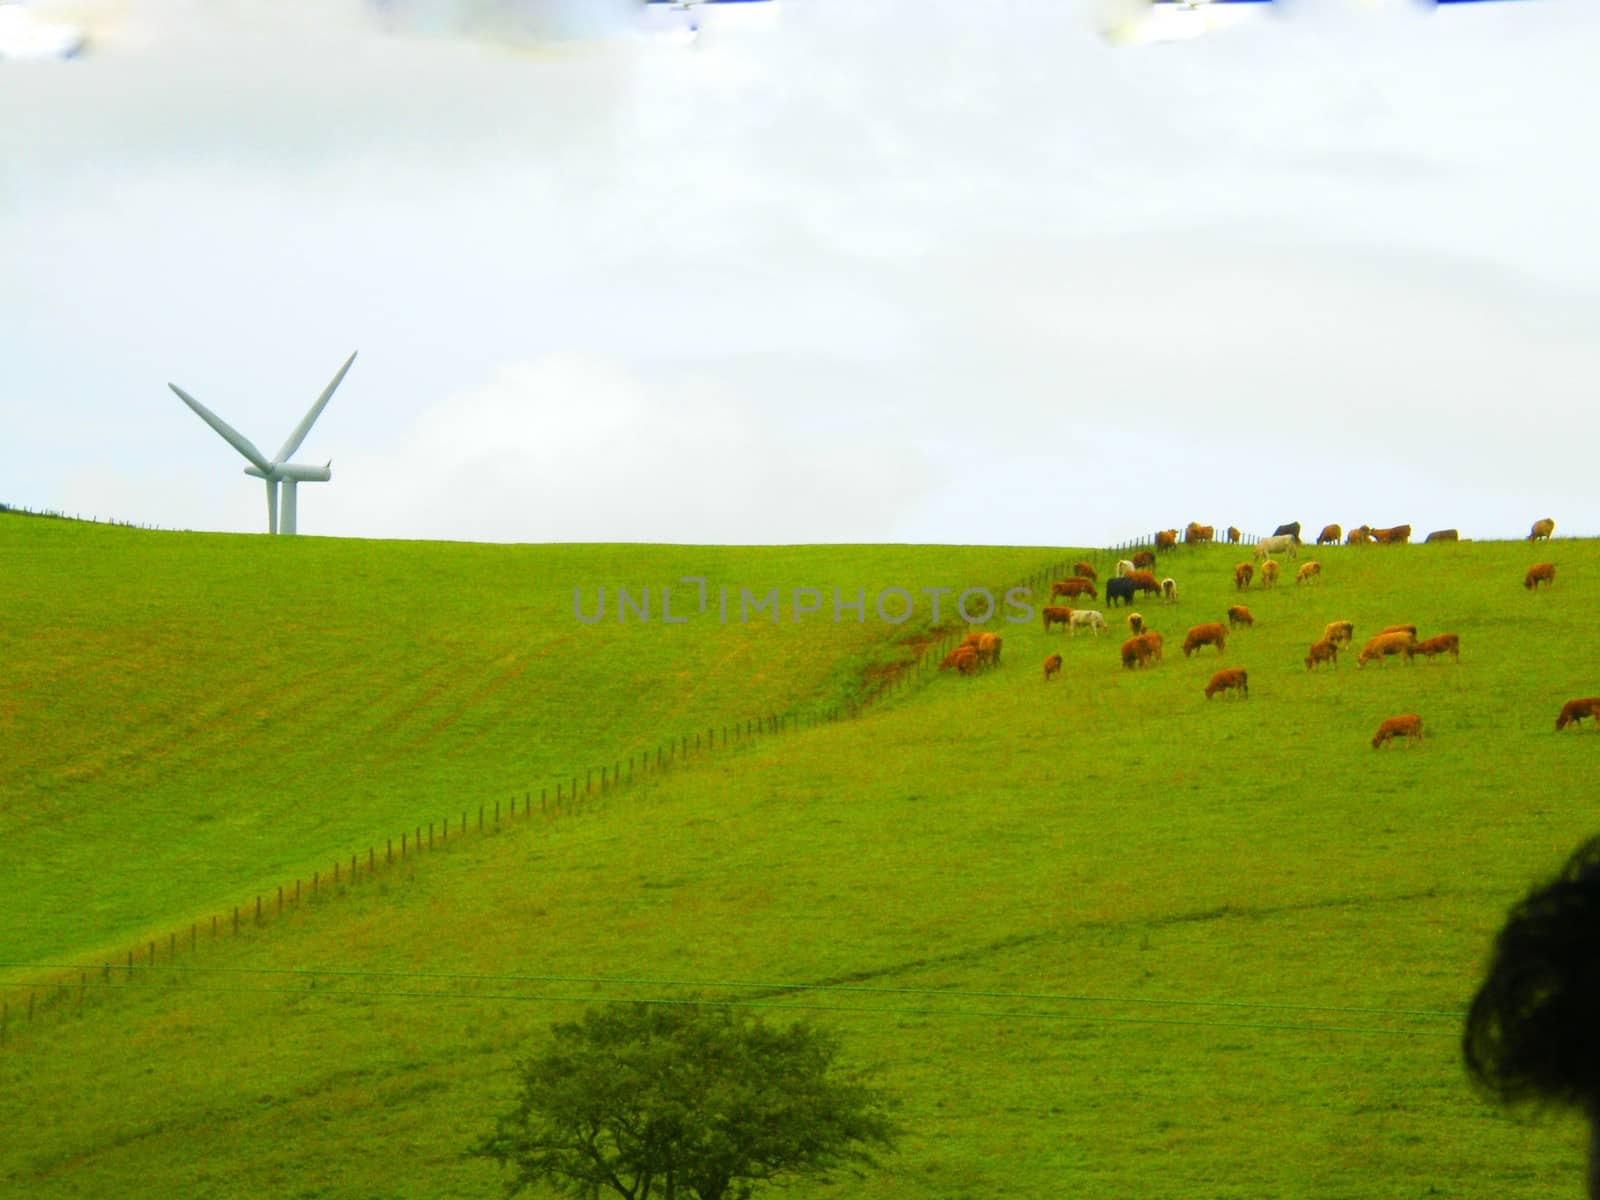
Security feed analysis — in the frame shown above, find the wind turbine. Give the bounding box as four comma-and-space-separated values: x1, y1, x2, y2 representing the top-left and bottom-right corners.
169, 351, 356, 535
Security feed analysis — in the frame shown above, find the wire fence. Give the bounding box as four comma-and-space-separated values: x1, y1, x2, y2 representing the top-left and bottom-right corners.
0, 502, 189, 534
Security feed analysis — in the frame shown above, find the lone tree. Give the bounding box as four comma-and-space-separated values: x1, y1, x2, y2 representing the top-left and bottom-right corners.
470, 1002, 900, 1200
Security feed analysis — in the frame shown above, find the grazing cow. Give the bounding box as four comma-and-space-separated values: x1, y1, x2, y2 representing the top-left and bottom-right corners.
1155, 530, 1178, 553
1305, 639, 1339, 671
1161, 577, 1178, 603
1227, 605, 1254, 629
1069, 609, 1107, 637
1106, 577, 1137, 608
940, 646, 979, 675
1529, 517, 1555, 542
977, 632, 1003, 667
1525, 562, 1556, 591
1052, 578, 1098, 601
1255, 534, 1298, 561
1406, 633, 1460, 663
1322, 620, 1354, 646
1556, 697, 1600, 731
1295, 562, 1322, 586
1116, 559, 1136, 578
1425, 529, 1459, 544
1371, 524, 1412, 545
1128, 570, 1163, 597
1272, 522, 1302, 543
1043, 653, 1063, 682
1372, 713, 1424, 750
1074, 561, 1098, 582
1226, 526, 1241, 544
1205, 668, 1248, 700
1378, 624, 1418, 638
1185, 523, 1215, 546
1127, 612, 1145, 636
1042, 606, 1074, 633
960, 632, 984, 648
1121, 634, 1156, 670
1317, 524, 1342, 546
1132, 549, 1156, 570
1259, 560, 1281, 589
1347, 525, 1373, 545
1140, 630, 1165, 662
1234, 562, 1254, 591
1357, 631, 1415, 669
1182, 623, 1227, 657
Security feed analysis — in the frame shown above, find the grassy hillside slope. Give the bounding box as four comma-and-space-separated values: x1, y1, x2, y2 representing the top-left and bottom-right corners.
0, 514, 1065, 966
3, 528, 1597, 1199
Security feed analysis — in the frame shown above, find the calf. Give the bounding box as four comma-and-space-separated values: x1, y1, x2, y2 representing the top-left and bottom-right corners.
1205, 668, 1249, 700
1127, 611, 1145, 636
1161, 577, 1178, 604
1357, 631, 1415, 669
1305, 639, 1339, 671
1258, 560, 1280, 589
1132, 549, 1156, 570
1372, 713, 1424, 749
1042, 606, 1074, 633
1425, 529, 1459, 544
1073, 561, 1098, 581
1322, 620, 1354, 646
1182, 623, 1227, 657
1295, 562, 1321, 586
1529, 517, 1555, 542
1317, 524, 1342, 546
1234, 562, 1254, 591
1525, 562, 1556, 591
1043, 653, 1063, 682
1106, 577, 1137, 608
1406, 633, 1459, 663
1227, 605, 1254, 629
1556, 698, 1600, 731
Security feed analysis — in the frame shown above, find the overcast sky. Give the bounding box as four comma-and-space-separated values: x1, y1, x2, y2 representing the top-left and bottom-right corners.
4, 0, 1597, 546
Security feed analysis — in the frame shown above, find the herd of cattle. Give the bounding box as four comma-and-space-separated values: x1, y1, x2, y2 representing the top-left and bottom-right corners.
936, 515, 1593, 744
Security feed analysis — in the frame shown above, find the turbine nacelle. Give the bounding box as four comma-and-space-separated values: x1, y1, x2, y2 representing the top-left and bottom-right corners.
243, 462, 333, 483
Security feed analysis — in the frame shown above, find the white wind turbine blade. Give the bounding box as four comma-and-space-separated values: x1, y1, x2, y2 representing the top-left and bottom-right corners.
168, 382, 273, 473
275, 351, 356, 465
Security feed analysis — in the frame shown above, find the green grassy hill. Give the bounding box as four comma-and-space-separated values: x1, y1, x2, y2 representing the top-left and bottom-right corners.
2, 520, 1597, 1199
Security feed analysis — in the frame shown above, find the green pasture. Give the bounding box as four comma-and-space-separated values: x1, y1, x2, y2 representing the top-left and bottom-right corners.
2, 519, 1598, 1199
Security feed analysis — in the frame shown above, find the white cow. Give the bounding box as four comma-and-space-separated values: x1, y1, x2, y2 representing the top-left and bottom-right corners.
1254, 534, 1298, 560
1161, 578, 1178, 604
1069, 609, 1107, 636
1116, 559, 1136, 578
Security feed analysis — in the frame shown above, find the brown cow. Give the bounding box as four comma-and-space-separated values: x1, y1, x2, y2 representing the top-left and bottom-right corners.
1378, 624, 1417, 638
1121, 634, 1155, 670
1205, 668, 1248, 700
1074, 561, 1098, 581
1525, 562, 1556, 591
960, 632, 984, 649
1043, 653, 1063, 682
1295, 561, 1322, 586
1185, 522, 1215, 546
1371, 524, 1412, 545
1317, 524, 1342, 546
1406, 633, 1459, 663
1529, 517, 1555, 542
1226, 526, 1241, 544
1182, 623, 1227, 657
1127, 570, 1162, 597
1305, 639, 1339, 671
1234, 562, 1254, 591
1140, 629, 1165, 663
1258, 560, 1280, 589
1357, 631, 1415, 669
1127, 612, 1145, 636
1132, 550, 1156, 570
1227, 605, 1254, 629
1556, 697, 1600, 731
1042, 606, 1074, 633
1372, 713, 1424, 749
1425, 529, 1459, 544
1322, 620, 1354, 646
977, 632, 1003, 668
1052, 578, 1098, 601
1155, 530, 1178, 553
940, 646, 979, 675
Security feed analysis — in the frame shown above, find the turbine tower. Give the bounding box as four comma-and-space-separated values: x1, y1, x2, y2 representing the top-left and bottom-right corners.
169, 352, 357, 535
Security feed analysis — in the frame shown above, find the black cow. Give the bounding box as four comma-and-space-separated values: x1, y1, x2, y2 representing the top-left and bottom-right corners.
1106, 577, 1136, 608
1272, 521, 1302, 544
